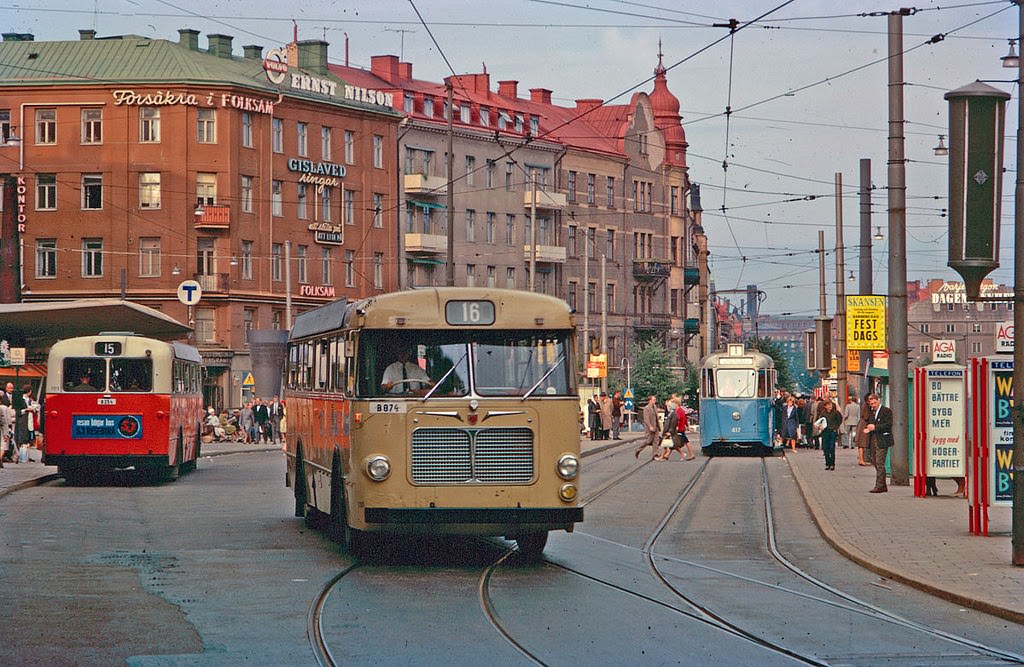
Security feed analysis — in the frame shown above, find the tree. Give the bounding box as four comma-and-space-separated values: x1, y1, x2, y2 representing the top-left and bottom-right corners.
749, 336, 795, 391
628, 339, 686, 402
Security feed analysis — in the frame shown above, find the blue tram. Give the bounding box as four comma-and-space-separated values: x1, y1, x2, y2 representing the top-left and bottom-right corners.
698, 344, 778, 455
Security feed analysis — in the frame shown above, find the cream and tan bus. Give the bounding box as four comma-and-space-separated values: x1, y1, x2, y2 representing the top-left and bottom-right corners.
284, 287, 582, 560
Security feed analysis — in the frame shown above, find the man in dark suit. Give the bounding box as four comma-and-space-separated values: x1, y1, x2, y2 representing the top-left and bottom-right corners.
253, 397, 270, 443
863, 392, 893, 493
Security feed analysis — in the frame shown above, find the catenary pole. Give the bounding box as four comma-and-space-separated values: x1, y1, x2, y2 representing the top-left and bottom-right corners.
1011, 0, 1024, 566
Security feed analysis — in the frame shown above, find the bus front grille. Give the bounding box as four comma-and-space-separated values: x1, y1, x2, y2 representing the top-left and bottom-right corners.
411, 427, 534, 484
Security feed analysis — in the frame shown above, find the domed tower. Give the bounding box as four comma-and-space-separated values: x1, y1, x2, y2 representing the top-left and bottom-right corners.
649, 44, 688, 168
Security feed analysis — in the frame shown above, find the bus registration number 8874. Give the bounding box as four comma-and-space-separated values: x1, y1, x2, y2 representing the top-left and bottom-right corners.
369, 402, 407, 414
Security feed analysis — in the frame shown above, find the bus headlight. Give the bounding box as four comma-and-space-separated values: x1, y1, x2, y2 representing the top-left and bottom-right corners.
366, 455, 391, 481
556, 454, 579, 480
559, 484, 578, 502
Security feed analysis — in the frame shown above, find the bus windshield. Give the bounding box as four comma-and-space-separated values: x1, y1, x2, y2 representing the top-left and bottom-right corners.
61, 357, 152, 392
715, 368, 756, 398
358, 330, 573, 398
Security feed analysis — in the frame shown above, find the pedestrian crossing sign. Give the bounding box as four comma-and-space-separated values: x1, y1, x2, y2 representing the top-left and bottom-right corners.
242, 372, 255, 387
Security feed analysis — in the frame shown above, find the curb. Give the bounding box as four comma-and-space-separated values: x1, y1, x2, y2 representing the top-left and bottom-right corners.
785, 454, 1024, 625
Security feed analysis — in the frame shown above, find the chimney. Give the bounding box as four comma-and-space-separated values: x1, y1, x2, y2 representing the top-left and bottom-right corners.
206, 33, 234, 58
243, 44, 263, 60
575, 98, 603, 113
79, 29, 96, 41
459, 73, 490, 96
2, 33, 34, 42
296, 40, 329, 75
371, 55, 400, 82
530, 88, 552, 104
178, 28, 200, 51
497, 80, 518, 98
398, 62, 413, 79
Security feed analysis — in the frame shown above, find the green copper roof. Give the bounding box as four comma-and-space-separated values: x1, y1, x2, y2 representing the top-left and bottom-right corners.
0, 35, 399, 116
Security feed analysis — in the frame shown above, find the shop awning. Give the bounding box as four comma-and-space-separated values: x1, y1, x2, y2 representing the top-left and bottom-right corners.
0, 363, 46, 378
407, 200, 447, 210
407, 257, 446, 265
0, 299, 191, 348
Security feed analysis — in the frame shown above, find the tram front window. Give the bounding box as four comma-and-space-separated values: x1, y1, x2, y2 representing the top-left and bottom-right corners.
715, 369, 756, 398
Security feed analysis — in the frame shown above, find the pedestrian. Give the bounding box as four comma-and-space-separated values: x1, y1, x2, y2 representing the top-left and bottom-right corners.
239, 401, 255, 444
268, 395, 284, 443
819, 399, 843, 470
611, 391, 623, 440
798, 397, 812, 447
587, 394, 600, 440
634, 395, 661, 459
253, 397, 270, 443
598, 392, 613, 440
656, 397, 696, 461
781, 395, 800, 452
841, 396, 860, 448
855, 400, 872, 466
13, 384, 39, 460
863, 393, 893, 493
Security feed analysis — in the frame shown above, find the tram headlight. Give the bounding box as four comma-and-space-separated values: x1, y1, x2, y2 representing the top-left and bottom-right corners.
732, 411, 742, 421
556, 454, 579, 480
366, 455, 391, 481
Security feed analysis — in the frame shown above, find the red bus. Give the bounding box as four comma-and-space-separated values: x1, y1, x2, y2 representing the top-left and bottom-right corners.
43, 333, 204, 483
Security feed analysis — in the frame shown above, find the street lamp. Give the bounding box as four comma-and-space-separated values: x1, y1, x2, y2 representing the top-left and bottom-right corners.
873, 226, 884, 240
1002, 39, 1019, 69
933, 135, 949, 156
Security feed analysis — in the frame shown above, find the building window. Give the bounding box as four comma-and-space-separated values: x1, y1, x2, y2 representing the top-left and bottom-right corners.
196, 173, 216, 206
606, 282, 615, 313
465, 155, 475, 185
498, 111, 508, 130
487, 265, 496, 288
242, 240, 253, 279
424, 97, 434, 117
606, 229, 614, 258
82, 174, 103, 210
607, 176, 615, 207
271, 243, 283, 281
567, 281, 577, 311
920, 323, 930, 334
945, 323, 956, 334
272, 310, 282, 330
466, 264, 476, 287
506, 214, 515, 245
241, 175, 253, 213
82, 238, 103, 277
972, 322, 982, 333
81, 108, 102, 144
138, 237, 160, 277
36, 108, 56, 144
465, 209, 475, 242
321, 126, 332, 160
374, 253, 383, 289
272, 118, 283, 153
485, 212, 495, 244
0, 109, 11, 143
197, 238, 214, 275
241, 112, 253, 148
321, 186, 333, 222
567, 171, 577, 202
460, 102, 471, 123
486, 160, 495, 188
272, 180, 283, 216
670, 186, 679, 215
514, 113, 524, 133
244, 308, 254, 342
139, 172, 161, 209
344, 189, 355, 225
36, 174, 56, 210
196, 108, 216, 143
530, 116, 539, 135
373, 193, 383, 228
480, 107, 490, 126
404, 94, 414, 114
506, 267, 515, 289
140, 107, 160, 143
587, 173, 596, 204
194, 308, 215, 343
505, 162, 514, 191
297, 122, 308, 156
297, 245, 308, 283
344, 130, 355, 164
321, 247, 331, 283
588, 227, 597, 259
297, 183, 308, 219
35, 239, 56, 278
567, 225, 577, 257
344, 250, 355, 287
373, 134, 383, 168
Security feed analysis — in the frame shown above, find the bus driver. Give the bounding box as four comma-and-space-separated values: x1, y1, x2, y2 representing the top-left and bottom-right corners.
381, 347, 434, 395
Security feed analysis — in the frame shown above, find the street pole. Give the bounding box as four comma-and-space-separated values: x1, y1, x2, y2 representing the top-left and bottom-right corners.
600, 251, 607, 393
529, 173, 537, 292
446, 80, 455, 286
835, 172, 847, 403
1011, 0, 1024, 566
284, 240, 292, 330
888, 9, 910, 486
859, 158, 873, 400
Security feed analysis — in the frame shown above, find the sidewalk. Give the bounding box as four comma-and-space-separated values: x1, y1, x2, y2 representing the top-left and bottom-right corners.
5, 437, 1021, 624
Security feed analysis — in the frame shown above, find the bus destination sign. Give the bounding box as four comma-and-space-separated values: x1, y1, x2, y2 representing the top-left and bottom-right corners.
445, 300, 495, 326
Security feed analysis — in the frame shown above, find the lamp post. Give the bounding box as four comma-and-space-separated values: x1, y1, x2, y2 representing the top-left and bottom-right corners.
1009, 1, 1024, 566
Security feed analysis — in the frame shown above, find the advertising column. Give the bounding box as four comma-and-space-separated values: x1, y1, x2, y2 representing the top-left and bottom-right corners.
922, 365, 967, 482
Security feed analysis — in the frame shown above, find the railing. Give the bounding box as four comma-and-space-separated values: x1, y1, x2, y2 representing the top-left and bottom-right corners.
194, 273, 229, 293
522, 244, 567, 263
193, 204, 231, 230
633, 312, 672, 329
403, 173, 448, 195
632, 258, 672, 279
404, 233, 447, 253
523, 189, 567, 210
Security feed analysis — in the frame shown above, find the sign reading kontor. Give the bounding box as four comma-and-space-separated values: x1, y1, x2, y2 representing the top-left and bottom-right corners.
846, 295, 887, 351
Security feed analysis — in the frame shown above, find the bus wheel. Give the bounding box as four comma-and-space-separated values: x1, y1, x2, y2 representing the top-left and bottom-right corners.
60, 466, 87, 485
328, 445, 363, 554
294, 438, 308, 518
514, 532, 548, 562
164, 441, 182, 482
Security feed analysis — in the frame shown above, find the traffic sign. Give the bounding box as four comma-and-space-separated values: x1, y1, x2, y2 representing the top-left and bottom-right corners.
241, 372, 255, 387
177, 280, 203, 306
623, 387, 634, 412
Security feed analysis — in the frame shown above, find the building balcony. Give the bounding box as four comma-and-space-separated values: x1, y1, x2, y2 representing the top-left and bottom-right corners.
403, 173, 448, 195
195, 273, 229, 293
632, 258, 672, 280
404, 233, 447, 254
193, 204, 231, 231
523, 244, 567, 263
633, 313, 672, 330
523, 189, 567, 210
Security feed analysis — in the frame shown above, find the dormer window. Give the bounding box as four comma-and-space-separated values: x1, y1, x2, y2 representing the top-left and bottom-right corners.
480, 107, 490, 126
424, 97, 434, 117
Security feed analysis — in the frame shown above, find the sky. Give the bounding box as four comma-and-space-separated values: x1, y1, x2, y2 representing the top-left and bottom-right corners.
3, 0, 1021, 316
